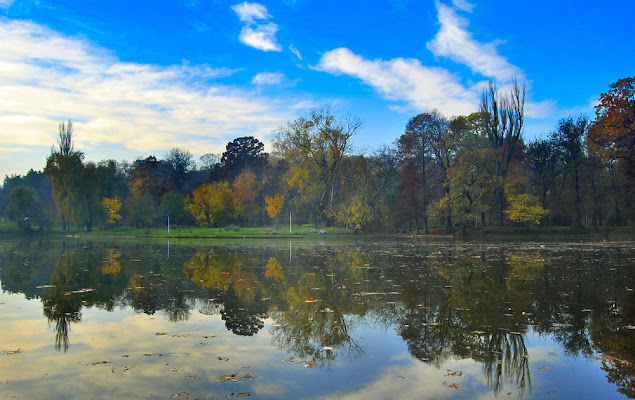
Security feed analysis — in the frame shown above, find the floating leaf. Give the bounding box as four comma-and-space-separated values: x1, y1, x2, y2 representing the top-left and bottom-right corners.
443, 382, 459, 389
538, 366, 551, 370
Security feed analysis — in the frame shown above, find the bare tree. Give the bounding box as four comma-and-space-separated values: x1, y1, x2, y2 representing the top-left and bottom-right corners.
480, 79, 526, 225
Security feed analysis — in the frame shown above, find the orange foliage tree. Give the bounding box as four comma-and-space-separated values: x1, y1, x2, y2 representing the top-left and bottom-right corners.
588, 76, 634, 196
588, 76, 635, 162
232, 170, 260, 225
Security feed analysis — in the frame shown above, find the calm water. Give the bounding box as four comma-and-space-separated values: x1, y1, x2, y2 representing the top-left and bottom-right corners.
0, 237, 633, 399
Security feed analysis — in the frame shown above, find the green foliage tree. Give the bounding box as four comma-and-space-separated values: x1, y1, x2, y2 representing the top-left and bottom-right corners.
164, 148, 194, 193
6, 186, 49, 232
45, 121, 85, 231
553, 116, 588, 227
527, 138, 561, 210
126, 193, 155, 228
158, 192, 192, 226
397, 112, 437, 233
221, 136, 268, 181
71, 162, 105, 231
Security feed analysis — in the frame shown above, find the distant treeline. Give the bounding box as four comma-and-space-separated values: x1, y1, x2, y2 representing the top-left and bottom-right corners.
1, 77, 633, 233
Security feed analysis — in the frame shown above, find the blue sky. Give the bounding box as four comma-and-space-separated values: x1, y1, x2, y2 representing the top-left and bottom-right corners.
0, 0, 633, 177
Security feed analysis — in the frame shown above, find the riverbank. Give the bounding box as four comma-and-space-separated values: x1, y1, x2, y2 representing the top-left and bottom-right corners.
1, 222, 632, 241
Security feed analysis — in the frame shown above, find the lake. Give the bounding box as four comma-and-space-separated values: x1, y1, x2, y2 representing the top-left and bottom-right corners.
0, 237, 633, 399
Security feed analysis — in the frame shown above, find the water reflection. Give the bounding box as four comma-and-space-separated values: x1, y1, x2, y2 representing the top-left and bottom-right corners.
0, 239, 633, 397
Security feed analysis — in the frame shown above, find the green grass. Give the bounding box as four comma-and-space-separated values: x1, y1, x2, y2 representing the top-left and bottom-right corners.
77, 224, 355, 238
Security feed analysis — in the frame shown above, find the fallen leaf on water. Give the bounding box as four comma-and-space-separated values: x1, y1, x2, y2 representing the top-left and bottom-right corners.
218, 356, 229, 361
5, 349, 20, 355
216, 374, 238, 382
443, 382, 459, 389
227, 393, 251, 398
538, 366, 551, 370
156, 332, 168, 336
91, 361, 110, 365
445, 370, 463, 377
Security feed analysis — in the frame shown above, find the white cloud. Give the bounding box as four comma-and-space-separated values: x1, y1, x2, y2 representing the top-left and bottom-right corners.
232, 2, 282, 52
252, 72, 285, 86
316, 47, 478, 116
238, 23, 281, 52
231, 1, 271, 23
525, 99, 557, 118
289, 44, 302, 60
0, 0, 14, 9
451, 0, 474, 12
0, 19, 297, 172
426, 1, 522, 82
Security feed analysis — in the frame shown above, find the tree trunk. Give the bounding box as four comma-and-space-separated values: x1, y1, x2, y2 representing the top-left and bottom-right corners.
574, 171, 582, 227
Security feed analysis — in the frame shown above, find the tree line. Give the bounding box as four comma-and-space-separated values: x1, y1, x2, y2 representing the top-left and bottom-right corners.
1, 76, 633, 233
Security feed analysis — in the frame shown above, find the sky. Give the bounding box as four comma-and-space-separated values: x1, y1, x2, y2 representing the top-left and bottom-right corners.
0, 0, 633, 177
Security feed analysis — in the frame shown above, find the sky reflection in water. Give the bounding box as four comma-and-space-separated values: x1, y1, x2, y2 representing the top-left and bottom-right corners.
0, 238, 633, 399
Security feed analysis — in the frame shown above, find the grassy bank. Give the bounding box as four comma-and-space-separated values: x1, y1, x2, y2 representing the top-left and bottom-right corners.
77, 225, 355, 239
1, 221, 632, 241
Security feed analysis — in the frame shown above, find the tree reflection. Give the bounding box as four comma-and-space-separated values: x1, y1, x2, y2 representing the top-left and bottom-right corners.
1, 239, 633, 396
220, 289, 267, 336
184, 248, 267, 335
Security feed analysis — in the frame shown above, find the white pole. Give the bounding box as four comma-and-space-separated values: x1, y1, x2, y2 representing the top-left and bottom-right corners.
167, 215, 170, 234
289, 212, 292, 233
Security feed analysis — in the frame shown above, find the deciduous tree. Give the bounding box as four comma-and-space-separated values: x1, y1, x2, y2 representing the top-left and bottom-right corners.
588, 76, 635, 197
6, 186, 47, 232
273, 106, 361, 224
265, 193, 284, 231
102, 196, 123, 226
221, 136, 268, 181
480, 80, 526, 225
186, 182, 237, 227
164, 148, 194, 193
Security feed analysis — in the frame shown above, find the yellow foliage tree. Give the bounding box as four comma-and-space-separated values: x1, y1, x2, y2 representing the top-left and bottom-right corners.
186, 182, 238, 227
101, 251, 121, 275
265, 194, 285, 230
264, 257, 284, 281
102, 196, 123, 226
505, 192, 549, 228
